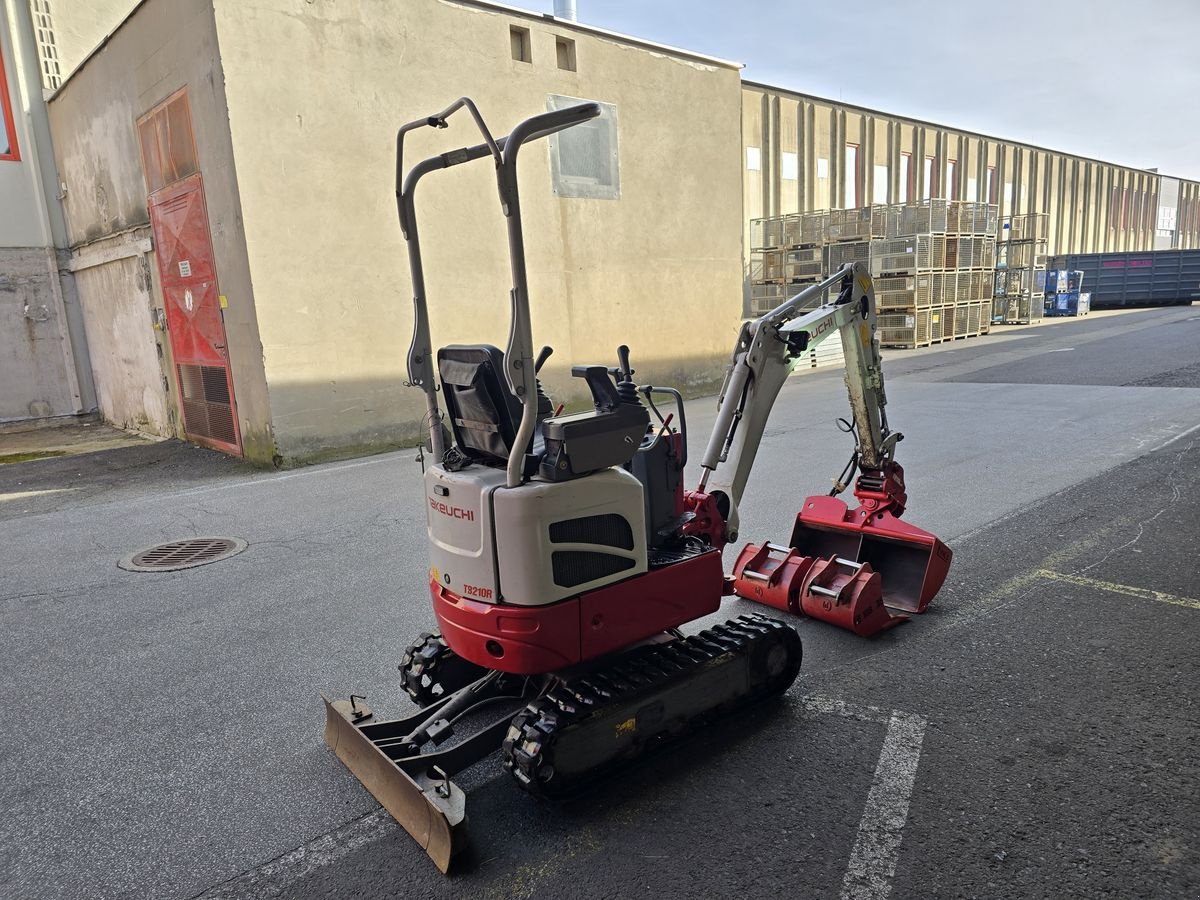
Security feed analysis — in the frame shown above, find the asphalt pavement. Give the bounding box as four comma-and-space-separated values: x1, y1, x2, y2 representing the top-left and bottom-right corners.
1, 306, 1198, 899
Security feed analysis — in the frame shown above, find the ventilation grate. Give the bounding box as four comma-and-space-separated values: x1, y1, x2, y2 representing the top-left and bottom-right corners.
548, 514, 634, 550
119, 537, 247, 572
551, 551, 635, 588
179, 364, 237, 446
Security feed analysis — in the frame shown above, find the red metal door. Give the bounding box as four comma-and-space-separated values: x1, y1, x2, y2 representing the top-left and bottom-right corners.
148, 173, 241, 454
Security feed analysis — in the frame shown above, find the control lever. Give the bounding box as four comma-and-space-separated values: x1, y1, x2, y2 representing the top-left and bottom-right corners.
616, 344, 634, 382
572, 365, 621, 411
535, 345, 553, 374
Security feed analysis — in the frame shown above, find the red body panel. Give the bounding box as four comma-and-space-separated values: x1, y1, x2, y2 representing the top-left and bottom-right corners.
431, 550, 724, 675
790, 494, 951, 613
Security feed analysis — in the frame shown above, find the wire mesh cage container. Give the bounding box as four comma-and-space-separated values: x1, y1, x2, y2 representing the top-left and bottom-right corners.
953, 236, 992, 269
943, 236, 959, 269
871, 235, 946, 273
996, 240, 1042, 269
931, 271, 958, 306
998, 213, 1048, 242
899, 200, 953, 236
826, 207, 879, 242
784, 211, 828, 246
878, 308, 932, 349
751, 216, 786, 250
966, 301, 983, 335
784, 246, 825, 280
929, 306, 947, 342
874, 273, 935, 310
762, 248, 786, 281
826, 240, 871, 270
749, 282, 790, 316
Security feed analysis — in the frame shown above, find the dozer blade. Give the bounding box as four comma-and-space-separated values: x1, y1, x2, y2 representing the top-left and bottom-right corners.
789, 494, 952, 614
322, 695, 464, 873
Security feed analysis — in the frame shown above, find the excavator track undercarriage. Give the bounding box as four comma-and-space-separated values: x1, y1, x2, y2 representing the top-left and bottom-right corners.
323, 613, 802, 871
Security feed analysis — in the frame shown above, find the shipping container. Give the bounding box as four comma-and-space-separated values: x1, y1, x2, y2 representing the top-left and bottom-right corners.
1047, 250, 1200, 309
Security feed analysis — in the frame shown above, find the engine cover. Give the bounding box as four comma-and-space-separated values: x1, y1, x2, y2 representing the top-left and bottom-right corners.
424, 465, 648, 609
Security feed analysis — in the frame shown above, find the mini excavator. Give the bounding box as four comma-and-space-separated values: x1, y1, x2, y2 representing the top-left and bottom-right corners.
323, 99, 952, 871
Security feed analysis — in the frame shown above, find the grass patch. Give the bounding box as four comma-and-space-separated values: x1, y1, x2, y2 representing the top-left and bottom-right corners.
0, 450, 69, 464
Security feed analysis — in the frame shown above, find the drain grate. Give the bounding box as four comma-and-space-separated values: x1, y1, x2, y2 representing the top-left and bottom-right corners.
119, 537, 247, 572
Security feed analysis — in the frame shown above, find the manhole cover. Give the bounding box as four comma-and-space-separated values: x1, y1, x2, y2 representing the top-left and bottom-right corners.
119, 537, 247, 572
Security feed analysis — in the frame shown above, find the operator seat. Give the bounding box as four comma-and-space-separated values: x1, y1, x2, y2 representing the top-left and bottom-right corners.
437, 344, 528, 465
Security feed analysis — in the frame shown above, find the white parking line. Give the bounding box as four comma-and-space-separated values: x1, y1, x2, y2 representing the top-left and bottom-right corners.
194, 697, 928, 898
835, 709, 928, 900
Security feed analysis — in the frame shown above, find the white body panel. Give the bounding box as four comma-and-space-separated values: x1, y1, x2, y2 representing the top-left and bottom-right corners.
494, 467, 647, 606
425, 464, 648, 607
425, 465, 507, 603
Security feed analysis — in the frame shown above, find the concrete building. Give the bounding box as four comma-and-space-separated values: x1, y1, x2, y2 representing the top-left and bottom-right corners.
741, 82, 1200, 256
39, 0, 744, 464
10, 0, 1199, 459
0, 0, 94, 424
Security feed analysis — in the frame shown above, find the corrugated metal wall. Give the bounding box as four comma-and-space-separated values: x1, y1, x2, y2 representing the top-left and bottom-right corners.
742, 83, 1200, 259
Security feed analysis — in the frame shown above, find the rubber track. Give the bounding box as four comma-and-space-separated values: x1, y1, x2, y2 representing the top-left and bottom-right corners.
502, 613, 802, 799
398, 632, 486, 707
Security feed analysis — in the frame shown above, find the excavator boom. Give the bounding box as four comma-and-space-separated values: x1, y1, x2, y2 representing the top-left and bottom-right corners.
693, 263, 951, 634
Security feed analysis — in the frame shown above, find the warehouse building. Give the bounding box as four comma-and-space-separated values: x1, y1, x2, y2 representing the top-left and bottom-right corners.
4, 0, 1198, 462
741, 82, 1199, 257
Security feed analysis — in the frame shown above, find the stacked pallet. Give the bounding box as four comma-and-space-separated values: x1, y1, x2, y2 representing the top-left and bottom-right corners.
749, 201, 999, 350
870, 201, 998, 348
992, 214, 1048, 324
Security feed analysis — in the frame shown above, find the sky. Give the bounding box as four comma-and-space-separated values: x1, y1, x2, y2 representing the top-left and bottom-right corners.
551, 0, 1200, 181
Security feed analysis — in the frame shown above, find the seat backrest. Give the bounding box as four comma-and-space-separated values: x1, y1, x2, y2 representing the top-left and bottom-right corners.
437, 344, 524, 464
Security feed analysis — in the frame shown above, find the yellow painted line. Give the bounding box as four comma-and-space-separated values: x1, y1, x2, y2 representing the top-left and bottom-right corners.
0, 488, 73, 503
1035, 569, 1200, 611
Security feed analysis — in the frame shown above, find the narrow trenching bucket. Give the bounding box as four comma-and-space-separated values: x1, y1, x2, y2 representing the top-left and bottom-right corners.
789, 494, 952, 614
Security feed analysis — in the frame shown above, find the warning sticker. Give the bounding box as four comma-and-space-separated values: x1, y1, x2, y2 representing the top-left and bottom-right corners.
178, 259, 192, 278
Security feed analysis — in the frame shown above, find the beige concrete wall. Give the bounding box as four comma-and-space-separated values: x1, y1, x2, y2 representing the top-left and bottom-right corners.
37, 0, 140, 81
68, 231, 174, 434
743, 83, 1200, 256
212, 0, 744, 463
46, 0, 274, 459
0, 247, 80, 418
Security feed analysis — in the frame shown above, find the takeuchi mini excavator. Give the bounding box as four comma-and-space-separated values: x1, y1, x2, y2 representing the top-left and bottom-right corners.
323, 99, 952, 872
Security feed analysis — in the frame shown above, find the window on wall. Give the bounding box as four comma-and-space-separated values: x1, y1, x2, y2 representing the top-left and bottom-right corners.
923, 156, 935, 200
1110, 185, 1120, 229
986, 166, 997, 204
510, 25, 532, 63
745, 146, 761, 172
899, 152, 912, 201
0, 42, 20, 161
555, 37, 576, 71
781, 151, 798, 181
844, 143, 859, 208
547, 94, 619, 199
945, 159, 957, 199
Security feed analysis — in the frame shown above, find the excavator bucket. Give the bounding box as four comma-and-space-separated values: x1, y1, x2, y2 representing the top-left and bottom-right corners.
731, 542, 910, 637
789, 494, 951, 614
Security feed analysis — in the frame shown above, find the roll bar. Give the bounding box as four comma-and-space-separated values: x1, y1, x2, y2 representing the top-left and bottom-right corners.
396, 98, 601, 486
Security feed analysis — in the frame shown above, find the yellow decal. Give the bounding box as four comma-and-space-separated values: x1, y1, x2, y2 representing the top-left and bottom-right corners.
615, 717, 637, 736
430, 566, 441, 584
218, 294, 229, 309
857, 274, 872, 293
859, 322, 871, 346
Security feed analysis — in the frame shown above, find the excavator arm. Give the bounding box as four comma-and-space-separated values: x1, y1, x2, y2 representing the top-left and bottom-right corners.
696, 262, 900, 538
687, 262, 951, 637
